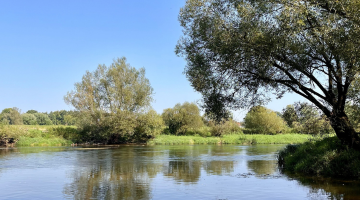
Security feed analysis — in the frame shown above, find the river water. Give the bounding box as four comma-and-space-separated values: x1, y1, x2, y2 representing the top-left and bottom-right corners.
0, 145, 359, 200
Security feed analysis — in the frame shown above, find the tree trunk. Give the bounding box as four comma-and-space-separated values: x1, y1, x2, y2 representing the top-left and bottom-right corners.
329, 111, 360, 150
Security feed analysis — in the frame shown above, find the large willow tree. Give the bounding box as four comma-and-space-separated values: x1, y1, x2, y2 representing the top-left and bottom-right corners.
176, 0, 360, 149
64, 57, 153, 124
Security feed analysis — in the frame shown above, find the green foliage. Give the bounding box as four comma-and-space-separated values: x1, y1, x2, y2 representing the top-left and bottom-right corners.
278, 137, 360, 178
64, 114, 77, 125
162, 102, 204, 135
0, 125, 75, 146
0, 125, 26, 145
64, 57, 153, 115
135, 110, 165, 141
64, 57, 154, 143
34, 113, 53, 125
176, 0, 360, 147
208, 119, 242, 137
283, 103, 333, 135
244, 106, 287, 135
184, 126, 212, 137
26, 110, 38, 114
48, 110, 78, 125
47, 126, 81, 143
21, 113, 38, 125
282, 105, 298, 128
345, 104, 360, 131
0, 107, 23, 125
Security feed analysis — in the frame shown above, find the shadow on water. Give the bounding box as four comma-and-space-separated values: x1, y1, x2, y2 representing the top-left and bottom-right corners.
282, 172, 360, 200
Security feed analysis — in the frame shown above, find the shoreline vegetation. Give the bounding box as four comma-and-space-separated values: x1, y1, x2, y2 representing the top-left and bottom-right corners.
147, 134, 310, 145
1, 125, 311, 147
278, 136, 360, 178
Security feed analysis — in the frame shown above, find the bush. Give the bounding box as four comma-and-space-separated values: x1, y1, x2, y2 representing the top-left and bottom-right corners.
278, 136, 360, 178
209, 119, 242, 136
185, 126, 212, 137
134, 110, 165, 142
244, 106, 287, 134
0, 125, 27, 145
48, 127, 81, 142
162, 102, 204, 135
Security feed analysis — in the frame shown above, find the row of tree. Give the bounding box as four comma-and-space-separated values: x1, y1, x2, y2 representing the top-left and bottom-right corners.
0, 108, 78, 126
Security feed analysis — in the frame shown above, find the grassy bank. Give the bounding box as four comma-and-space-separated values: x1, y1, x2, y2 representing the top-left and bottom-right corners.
2, 125, 311, 147
278, 136, 360, 178
0, 125, 76, 147
147, 134, 310, 145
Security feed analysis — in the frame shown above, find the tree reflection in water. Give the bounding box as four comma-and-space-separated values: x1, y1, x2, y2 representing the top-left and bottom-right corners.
2, 145, 360, 199
63, 146, 163, 200
247, 160, 277, 175
163, 145, 240, 182
284, 174, 360, 200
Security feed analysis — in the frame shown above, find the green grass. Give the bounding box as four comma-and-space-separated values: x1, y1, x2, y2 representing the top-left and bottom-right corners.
147, 134, 310, 145
0, 125, 77, 147
16, 136, 73, 146
278, 136, 360, 178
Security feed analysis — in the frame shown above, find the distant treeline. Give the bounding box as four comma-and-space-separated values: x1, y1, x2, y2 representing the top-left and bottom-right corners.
0, 108, 78, 126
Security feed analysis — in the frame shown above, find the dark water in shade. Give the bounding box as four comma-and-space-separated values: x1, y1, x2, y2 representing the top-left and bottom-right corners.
0, 145, 359, 200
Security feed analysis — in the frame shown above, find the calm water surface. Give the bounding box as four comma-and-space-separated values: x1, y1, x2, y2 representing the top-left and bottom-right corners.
0, 145, 359, 200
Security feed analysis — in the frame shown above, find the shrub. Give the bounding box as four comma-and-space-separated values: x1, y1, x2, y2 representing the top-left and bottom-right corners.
162, 102, 203, 135
0, 125, 27, 146
209, 119, 242, 136
244, 106, 287, 134
185, 126, 212, 137
278, 136, 360, 178
134, 110, 165, 142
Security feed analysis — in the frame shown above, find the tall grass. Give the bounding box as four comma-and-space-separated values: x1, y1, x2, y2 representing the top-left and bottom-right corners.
278, 136, 360, 178
0, 125, 77, 146
148, 134, 310, 145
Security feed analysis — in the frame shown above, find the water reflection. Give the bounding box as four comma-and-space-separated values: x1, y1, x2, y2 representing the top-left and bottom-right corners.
247, 160, 277, 175
164, 160, 201, 183
63, 147, 163, 199
1, 145, 360, 199
285, 174, 360, 200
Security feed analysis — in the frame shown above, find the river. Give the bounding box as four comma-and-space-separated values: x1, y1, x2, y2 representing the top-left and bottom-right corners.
0, 145, 359, 199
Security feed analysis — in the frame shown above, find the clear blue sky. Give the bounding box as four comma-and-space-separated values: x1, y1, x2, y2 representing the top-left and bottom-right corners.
0, 0, 303, 121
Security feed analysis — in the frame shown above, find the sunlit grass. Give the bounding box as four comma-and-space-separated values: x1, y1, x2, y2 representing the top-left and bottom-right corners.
148, 134, 310, 145
16, 136, 72, 146
0, 125, 76, 146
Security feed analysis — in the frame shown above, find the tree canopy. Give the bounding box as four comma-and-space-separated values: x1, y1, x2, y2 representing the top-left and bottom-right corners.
0, 108, 23, 125
176, 0, 360, 149
162, 102, 204, 135
64, 57, 154, 121
64, 57, 157, 143
244, 106, 287, 134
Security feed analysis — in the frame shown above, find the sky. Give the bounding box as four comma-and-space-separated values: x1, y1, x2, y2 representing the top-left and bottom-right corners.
0, 0, 303, 121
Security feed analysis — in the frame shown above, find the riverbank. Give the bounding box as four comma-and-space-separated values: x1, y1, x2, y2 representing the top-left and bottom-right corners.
278, 136, 360, 178
1, 125, 311, 147
0, 125, 75, 146
147, 134, 310, 145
